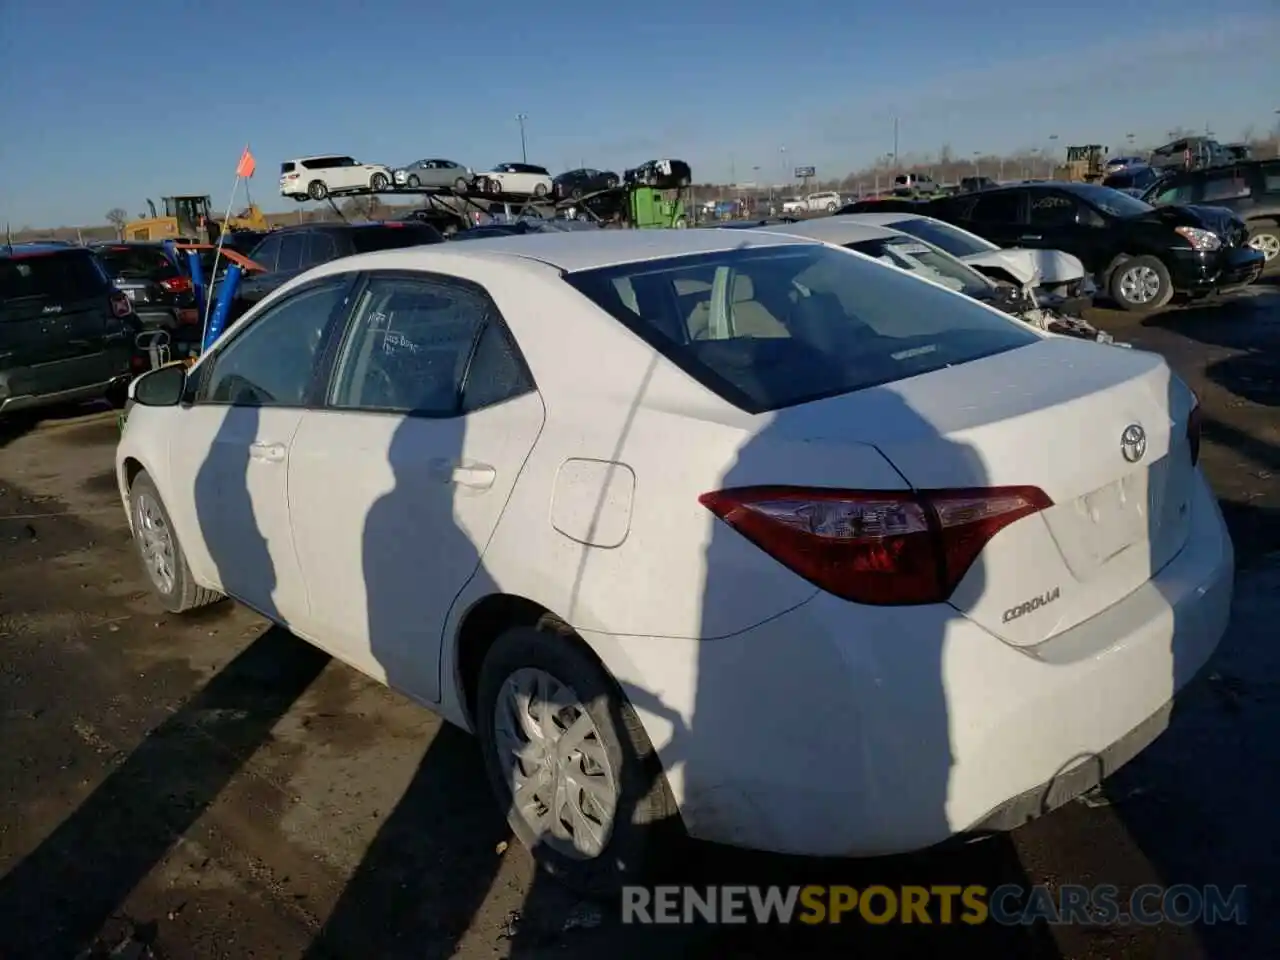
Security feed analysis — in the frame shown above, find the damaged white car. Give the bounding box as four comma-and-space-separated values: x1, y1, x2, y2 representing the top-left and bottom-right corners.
751, 217, 1120, 344
834, 211, 1097, 315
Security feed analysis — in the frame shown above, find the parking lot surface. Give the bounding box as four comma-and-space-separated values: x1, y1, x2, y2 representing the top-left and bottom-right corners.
1, 285, 1277, 959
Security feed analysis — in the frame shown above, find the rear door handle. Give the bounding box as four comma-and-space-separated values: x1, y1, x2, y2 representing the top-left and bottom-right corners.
249, 441, 286, 463
1020, 234, 1042, 241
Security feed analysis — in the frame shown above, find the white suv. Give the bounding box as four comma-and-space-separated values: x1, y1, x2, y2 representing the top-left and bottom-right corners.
280, 156, 394, 202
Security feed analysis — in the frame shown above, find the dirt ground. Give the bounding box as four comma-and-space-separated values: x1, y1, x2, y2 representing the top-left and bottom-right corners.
1, 285, 1277, 960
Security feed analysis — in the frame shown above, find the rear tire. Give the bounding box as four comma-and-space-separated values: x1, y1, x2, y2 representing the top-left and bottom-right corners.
476, 619, 679, 899
1110, 255, 1173, 312
307, 180, 328, 201
454, 177, 470, 193
128, 472, 223, 614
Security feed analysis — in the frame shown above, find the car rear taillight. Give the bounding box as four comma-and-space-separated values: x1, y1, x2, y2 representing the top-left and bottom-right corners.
699, 485, 1053, 606
110, 291, 134, 318
159, 276, 192, 294
1187, 398, 1203, 467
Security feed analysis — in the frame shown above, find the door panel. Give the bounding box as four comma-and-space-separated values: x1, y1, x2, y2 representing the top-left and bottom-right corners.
288, 398, 543, 698
173, 404, 309, 623
167, 276, 354, 626
286, 272, 543, 702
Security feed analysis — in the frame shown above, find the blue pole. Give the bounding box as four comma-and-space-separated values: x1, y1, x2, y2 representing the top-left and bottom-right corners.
185, 249, 206, 323
204, 264, 241, 352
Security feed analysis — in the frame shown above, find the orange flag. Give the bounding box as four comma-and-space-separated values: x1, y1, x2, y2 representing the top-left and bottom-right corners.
236, 145, 256, 179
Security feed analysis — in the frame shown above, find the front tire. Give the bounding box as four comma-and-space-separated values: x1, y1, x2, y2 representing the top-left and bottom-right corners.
129, 472, 223, 614
534, 183, 549, 197
826, 202, 837, 213
1110, 255, 1173, 312
406, 174, 421, 188
370, 172, 390, 191
1247, 225, 1280, 270
476, 620, 678, 898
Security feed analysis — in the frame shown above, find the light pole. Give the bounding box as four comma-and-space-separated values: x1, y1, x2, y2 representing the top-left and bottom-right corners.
892, 116, 899, 170
779, 146, 787, 186
1047, 133, 1059, 177
516, 113, 528, 163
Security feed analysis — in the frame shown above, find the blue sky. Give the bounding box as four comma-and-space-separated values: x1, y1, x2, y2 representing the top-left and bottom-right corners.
1, 0, 1276, 226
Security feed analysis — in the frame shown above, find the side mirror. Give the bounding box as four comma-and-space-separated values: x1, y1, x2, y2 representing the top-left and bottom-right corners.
130, 363, 187, 407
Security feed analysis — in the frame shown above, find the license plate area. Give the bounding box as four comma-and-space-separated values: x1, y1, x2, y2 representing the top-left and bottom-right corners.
1077, 474, 1148, 561
1045, 469, 1155, 577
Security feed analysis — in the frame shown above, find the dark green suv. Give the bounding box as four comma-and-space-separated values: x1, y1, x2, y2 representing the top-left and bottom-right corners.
1, 244, 140, 416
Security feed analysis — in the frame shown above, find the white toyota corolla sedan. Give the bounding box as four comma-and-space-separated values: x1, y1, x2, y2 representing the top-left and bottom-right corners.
116, 229, 1233, 895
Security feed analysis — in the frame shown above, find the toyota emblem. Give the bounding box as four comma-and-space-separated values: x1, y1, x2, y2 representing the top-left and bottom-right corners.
1121, 423, 1147, 463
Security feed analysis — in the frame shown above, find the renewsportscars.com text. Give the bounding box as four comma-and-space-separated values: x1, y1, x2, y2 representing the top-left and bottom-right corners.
622, 884, 1249, 926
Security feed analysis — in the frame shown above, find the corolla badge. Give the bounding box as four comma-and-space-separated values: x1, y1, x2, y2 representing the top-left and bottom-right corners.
1121, 423, 1147, 463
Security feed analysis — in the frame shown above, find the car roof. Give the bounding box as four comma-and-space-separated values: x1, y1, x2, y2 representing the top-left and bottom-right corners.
407, 227, 818, 271
751, 218, 903, 244
1, 242, 90, 258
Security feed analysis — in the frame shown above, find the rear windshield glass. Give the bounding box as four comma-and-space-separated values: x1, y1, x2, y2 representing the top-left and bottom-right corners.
563, 244, 1036, 413
1, 250, 110, 303
349, 224, 443, 253
96, 245, 179, 281
887, 217, 995, 257
845, 237, 992, 299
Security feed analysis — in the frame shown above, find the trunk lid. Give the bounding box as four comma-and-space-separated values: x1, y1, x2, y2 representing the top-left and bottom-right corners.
790, 338, 1197, 646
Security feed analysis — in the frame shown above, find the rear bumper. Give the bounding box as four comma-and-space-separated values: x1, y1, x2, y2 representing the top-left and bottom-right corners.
1167, 246, 1266, 294
593, 472, 1234, 856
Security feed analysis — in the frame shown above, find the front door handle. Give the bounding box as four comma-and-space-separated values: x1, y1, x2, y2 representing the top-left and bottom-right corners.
450, 464, 496, 489
249, 441, 286, 463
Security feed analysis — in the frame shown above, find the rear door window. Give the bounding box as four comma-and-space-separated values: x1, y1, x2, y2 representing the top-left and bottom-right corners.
1028, 192, 1080, 227
1, 250, 110, 304
563, 243, 1037, 413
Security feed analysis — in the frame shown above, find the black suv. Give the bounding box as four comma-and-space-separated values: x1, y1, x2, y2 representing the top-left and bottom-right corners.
1, 244, 140, 415
1140, 160, 1280, 276
92, 242, 197, 331
925, 181, 1264, 311
553, 168, 620, 200
228, 220, 444, 318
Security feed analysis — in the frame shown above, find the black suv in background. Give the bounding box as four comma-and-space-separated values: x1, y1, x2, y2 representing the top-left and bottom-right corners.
226, 220, 445, 319
553, 168, 620, 199
1140, 160, 1280, 275
924, 181, 1264, 311
92, 242, 197, 331
1, 244, 139, 415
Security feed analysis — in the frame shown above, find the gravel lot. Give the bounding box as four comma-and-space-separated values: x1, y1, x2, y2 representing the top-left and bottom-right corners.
1, 285, 1277, 959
